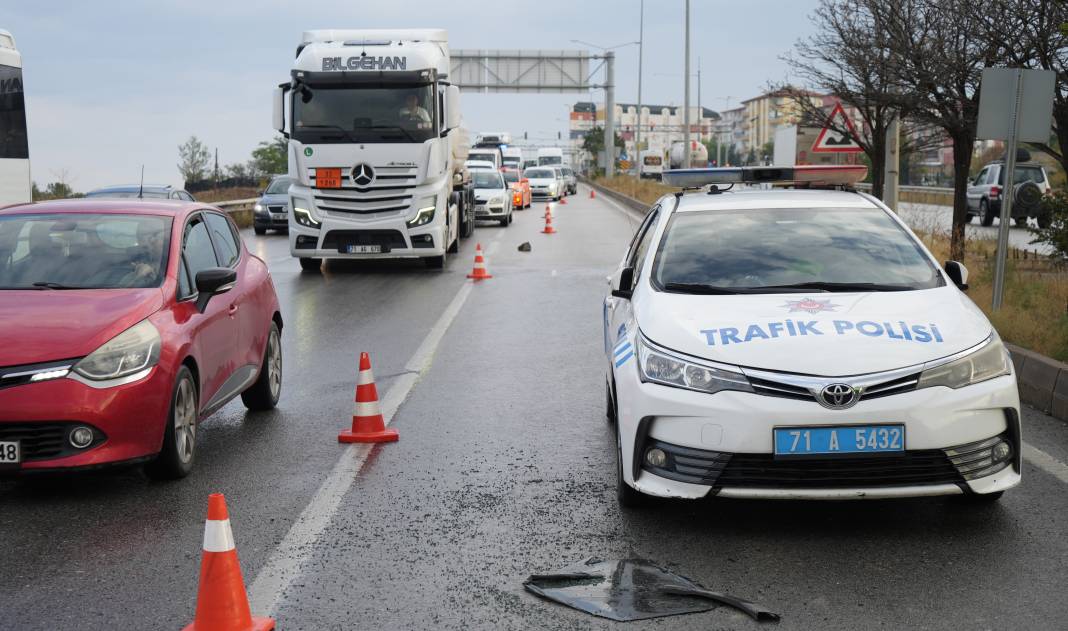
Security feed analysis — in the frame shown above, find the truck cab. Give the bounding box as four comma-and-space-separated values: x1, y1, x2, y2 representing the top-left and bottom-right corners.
274, 29, 468, 271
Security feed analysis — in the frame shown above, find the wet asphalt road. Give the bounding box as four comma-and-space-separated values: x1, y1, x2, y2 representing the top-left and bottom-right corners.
2, 187, 1068, 630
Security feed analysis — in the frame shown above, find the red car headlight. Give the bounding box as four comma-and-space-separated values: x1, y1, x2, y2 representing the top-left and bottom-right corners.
72, 320, 161, 382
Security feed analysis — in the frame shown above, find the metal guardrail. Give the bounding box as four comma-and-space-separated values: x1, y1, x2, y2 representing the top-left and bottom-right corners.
213, 198, 257, 212
856, 183, 954, 194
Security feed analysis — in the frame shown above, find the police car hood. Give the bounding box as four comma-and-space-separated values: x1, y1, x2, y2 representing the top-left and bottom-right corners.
637, 287, 992, 376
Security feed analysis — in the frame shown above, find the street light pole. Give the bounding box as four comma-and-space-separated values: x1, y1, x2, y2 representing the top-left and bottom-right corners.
635, 0, 644, 176
604, 51, 616, 178
683, 0, 691, 168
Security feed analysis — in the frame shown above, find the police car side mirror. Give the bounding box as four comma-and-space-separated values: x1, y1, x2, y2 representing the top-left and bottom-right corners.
944, 260, 969, 290
611, 267, 635, 299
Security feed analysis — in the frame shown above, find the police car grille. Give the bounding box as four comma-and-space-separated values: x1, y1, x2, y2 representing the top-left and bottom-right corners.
748, 377, 813, 402
715, 451, 962, 489
747, 372, 920, 403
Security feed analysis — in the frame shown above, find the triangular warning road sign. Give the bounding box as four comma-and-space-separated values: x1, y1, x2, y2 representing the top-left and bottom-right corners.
812, 102, 863, 153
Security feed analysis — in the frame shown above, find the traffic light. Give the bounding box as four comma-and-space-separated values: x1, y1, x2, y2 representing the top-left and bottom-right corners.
524, 131, 528, 140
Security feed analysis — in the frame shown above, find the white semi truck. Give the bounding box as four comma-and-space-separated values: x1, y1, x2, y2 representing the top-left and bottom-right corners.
273, 29, 473, 271
0, 29, 30, 206
668, 140, 709, 170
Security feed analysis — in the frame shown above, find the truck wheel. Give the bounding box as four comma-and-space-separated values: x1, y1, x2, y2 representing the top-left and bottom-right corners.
424, 253, 446, 269
980, 199, 996, 227
299, 257, 321, 273
448, 233, 460, 254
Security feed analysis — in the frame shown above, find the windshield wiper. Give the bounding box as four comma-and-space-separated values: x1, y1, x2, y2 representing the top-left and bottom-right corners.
365, 125, 419, 142
30, 282, 88, 290
755, 281, 916, 293
296, 124, 353, 141
663, 282, 751, 295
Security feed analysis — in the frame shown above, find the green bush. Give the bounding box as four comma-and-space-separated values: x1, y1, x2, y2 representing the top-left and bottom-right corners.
1030, 189, 1068, 262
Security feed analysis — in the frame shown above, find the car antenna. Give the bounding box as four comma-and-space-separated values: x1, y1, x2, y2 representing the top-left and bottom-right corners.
138, 165, 145, 199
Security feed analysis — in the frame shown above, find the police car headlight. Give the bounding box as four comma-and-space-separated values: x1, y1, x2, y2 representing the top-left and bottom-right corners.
636, 336, 752, 395
407, 197, 437, 228
917, 334, 1011, 390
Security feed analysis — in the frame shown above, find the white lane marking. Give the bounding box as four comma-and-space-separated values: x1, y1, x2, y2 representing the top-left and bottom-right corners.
248, 231, 503, 616
1023, 442, 1068, 485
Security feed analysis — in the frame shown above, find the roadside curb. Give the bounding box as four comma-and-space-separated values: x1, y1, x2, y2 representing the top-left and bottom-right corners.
582, 175, 1068, 423
1007, 344, 1068, 420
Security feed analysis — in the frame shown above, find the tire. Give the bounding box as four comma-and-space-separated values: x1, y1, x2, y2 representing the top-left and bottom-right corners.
605, 380, 615, 424
980, 199, 996, 227
254, 226, 267, 235
1014, 216, 1029, 228
615, 416, 647, 508
499, 216, 509, 227
145, 365, 198, 480
299, 257, 321, 273
424, 253, 446, 269
241, 322, 281, 411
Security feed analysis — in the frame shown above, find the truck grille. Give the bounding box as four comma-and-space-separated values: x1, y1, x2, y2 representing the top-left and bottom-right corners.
307, 166, 417, 214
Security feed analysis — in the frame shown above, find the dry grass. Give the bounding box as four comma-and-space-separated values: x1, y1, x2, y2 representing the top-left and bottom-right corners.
595, 174, 1068, 361
194, 187, 261, 203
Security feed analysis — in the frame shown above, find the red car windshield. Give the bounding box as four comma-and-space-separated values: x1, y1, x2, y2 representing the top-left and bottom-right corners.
0, 213, 172, 289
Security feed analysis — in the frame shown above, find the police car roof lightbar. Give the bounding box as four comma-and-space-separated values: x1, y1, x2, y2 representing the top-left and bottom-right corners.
662, 165, 868, 189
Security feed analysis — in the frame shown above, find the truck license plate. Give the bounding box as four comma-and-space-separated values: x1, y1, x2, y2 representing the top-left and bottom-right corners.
345, 245, 381, 254
0, 441, 20, 466
774, 425, 904, 456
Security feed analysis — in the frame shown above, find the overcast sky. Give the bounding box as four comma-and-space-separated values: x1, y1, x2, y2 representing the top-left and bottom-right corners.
5, 0, 820, 191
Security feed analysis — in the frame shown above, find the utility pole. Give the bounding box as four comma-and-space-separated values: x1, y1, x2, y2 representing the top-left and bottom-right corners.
635, 0, 644, 175
697, 56, 702, 146
884, 116, 900, 211
604, 51, 616, 177
683, 0, 691, 168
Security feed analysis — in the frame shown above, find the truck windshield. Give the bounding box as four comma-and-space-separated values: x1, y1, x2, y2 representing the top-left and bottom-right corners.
539, 156, 562, 166
293, 83, 438, 144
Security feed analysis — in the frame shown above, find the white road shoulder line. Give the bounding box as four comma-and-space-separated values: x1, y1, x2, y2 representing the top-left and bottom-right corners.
1023, 441, 1068, 485
248, 232, 501, 616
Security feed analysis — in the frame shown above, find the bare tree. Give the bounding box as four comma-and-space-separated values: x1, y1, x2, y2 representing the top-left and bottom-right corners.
177, 136, 211, 184
874, 0, 1011, 260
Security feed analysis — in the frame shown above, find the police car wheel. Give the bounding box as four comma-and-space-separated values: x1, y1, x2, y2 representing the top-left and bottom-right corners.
615, 424, 647, 508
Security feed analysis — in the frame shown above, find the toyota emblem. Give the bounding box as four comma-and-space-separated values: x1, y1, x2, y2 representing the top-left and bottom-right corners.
818, 383, 859, 410
351, 163, 375, 186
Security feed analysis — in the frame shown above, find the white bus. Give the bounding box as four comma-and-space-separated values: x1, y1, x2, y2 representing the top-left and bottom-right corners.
0, 30, 29, 205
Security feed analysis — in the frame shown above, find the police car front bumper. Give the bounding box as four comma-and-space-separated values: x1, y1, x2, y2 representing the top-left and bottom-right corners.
613, 360, 1021, 500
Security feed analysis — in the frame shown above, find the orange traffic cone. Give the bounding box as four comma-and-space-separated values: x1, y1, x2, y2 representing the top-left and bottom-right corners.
559, 195, 568, 205
589, 188, 596, 199
544, 204, 553, 218
339, 353, 399, 443
542, 208, 557, 234
466, 243, 493, 280
183, 494, 274, 631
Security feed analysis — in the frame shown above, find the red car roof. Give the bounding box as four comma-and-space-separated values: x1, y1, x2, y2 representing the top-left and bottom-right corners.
0, 198, 205, 217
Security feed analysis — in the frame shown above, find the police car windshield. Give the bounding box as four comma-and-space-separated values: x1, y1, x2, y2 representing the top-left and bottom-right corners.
653, 207, 942, 293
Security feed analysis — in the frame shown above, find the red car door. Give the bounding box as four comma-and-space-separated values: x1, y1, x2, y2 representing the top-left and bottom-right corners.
180, 214, 239, 410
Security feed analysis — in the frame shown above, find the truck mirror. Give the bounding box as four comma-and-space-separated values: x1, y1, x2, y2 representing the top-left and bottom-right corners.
446, 86, 461, 131
272, 86, 287, 135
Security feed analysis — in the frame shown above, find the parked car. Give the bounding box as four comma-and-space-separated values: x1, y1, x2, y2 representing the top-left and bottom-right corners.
472, 170, 514, 226
254, 175, 295, 235
0, 199, 282, 478
85, 184, 196, 202
966, 161, 1051, 227
524, 167, 562, 201
560, 165, 578, 195
502, 169, 531, 209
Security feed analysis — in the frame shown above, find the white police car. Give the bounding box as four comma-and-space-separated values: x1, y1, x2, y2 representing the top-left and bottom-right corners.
604, 166, 1021, 506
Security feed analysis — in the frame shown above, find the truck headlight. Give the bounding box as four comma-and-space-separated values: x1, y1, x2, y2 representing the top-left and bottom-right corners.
407, 196, 437, 228
292, 198, 321, 229
636, 335, 753, 395
72, 320, 161, 382
917, 334, 1011, 390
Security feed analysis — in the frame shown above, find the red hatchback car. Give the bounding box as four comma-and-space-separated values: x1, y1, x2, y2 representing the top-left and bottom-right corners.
0, 199, 282, 478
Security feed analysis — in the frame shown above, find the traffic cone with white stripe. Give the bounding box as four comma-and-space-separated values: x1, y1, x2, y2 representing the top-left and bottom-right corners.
466, 243, 493, 280
183, 494, 274, 631
542, 207, 557, 234
338, 352, 399, 443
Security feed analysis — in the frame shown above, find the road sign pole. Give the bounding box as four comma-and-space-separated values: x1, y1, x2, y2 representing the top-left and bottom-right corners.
992, 71, 1024, 311
884, 116, 900, 211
